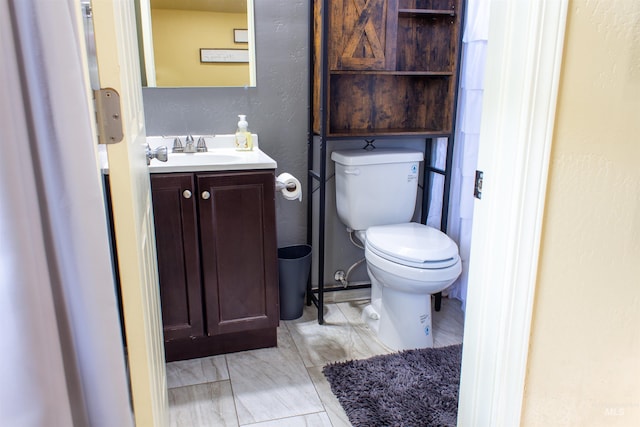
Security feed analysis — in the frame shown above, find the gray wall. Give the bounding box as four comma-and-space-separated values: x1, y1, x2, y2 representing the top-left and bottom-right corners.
142, 0, 309, 247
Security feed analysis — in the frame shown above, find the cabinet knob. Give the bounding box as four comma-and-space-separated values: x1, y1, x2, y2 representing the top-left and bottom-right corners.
182, 190, 192, 199
201, 191, 211, 200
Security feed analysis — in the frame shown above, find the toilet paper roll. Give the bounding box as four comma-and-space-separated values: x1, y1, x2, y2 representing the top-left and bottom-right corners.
276, 173, 302, 202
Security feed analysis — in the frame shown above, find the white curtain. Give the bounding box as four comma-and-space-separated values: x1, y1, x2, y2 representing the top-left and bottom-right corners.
0, 1, 134, 426
428, 0, 490, 311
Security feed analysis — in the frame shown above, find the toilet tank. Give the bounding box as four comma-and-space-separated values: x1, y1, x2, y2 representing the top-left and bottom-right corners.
331, 149, 423, 230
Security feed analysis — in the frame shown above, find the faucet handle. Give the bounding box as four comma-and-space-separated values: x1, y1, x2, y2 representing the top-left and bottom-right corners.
196, 136, 208, 152
172, 137, 183, 153
184, 134, 196, 153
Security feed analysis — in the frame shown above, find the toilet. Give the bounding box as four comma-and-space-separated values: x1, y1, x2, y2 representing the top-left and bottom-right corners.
331, 148, 462, 351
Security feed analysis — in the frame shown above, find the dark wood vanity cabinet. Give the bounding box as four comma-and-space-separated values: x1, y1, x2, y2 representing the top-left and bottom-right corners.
150, 170, 279, 362
151, 173, 204, 342
197, 172, 279, 335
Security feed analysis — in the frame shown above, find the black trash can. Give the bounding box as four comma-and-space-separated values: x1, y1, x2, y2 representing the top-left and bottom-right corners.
278, 244, 312, 320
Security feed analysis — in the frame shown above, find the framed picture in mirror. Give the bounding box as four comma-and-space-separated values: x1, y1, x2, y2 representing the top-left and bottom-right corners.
234, 29, 248, 43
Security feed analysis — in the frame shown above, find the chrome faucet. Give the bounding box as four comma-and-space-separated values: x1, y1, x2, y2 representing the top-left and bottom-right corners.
184, 134, 196, 153
171, 134, 207, 153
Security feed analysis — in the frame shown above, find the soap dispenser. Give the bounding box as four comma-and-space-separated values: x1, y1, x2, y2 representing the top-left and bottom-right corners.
234, 114, 253, 151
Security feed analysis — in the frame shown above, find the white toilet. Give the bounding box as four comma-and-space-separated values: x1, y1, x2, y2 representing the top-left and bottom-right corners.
332, 148, 462, 351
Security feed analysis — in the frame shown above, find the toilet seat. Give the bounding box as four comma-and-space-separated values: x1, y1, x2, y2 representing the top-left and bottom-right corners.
365, 222, 459, 269
365, 246, 461, 293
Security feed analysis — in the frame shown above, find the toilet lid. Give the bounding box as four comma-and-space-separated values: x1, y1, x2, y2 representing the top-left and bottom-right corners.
365, 223, 459, 269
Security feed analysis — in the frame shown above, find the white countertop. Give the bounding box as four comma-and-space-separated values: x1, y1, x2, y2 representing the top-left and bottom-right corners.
100, 134, 277, 173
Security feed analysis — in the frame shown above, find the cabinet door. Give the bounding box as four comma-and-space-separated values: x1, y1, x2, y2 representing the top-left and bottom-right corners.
150, 174, 204, 341
330, 0, 398, 70
197, 171, 278, 336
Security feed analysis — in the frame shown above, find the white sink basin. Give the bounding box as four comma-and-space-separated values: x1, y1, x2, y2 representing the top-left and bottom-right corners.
164, 152, 244, 166
146, 134, 277, 173
100, 135, 278, 174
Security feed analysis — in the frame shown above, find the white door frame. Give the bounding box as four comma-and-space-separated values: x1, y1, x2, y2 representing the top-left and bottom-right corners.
457, 1, 568, 425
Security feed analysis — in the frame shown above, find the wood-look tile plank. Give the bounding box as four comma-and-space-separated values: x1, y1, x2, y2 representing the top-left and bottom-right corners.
432, 297, 465, 348
166, 355, 229, 389
226, 327, 324, 425
240, 411, 333, 427
335, 300, 393, 356
168, 381, 238, 427
284, 303, 380, 368
307, 366, 352, 427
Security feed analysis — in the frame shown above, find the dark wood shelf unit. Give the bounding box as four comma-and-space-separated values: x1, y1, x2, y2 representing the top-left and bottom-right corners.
307, 0, 465, 324
327, 73, 453, 136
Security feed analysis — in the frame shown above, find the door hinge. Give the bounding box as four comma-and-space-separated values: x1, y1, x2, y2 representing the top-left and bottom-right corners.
474, 170, 483, 199
94, 88, 123, 144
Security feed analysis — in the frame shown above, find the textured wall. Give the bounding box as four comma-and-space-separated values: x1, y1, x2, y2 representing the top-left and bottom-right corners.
143, 0, 309, 247
522, 0, 640, 425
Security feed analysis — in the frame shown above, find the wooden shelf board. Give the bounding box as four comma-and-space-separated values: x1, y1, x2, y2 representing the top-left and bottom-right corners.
323, 129, 453, 138
398, 8, 456, 17
329, 70, 453, 76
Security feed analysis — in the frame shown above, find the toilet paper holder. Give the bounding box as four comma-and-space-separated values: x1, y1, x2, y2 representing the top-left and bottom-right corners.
275, 181, 297, 191
275, 172, 302, 201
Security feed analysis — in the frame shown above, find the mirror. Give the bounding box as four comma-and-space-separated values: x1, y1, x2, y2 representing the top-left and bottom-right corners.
137, 0, 256, 88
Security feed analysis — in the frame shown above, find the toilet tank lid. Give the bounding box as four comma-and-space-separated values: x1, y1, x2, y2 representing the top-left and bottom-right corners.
366, 223, 459, 267
331, 149, 423, 166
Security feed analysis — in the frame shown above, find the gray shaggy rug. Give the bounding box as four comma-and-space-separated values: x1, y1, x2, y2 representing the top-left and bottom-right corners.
322, 344, 462, 427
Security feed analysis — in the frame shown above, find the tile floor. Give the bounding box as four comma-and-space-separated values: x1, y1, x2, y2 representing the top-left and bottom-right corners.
166, 296, 465, 427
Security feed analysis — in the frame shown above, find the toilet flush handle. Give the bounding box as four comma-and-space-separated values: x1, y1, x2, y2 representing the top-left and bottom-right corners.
344, 168, 360, 176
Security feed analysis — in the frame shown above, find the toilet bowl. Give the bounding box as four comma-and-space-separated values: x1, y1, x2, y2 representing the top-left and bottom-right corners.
362, 222, 462, 351
331, 148, 462, 351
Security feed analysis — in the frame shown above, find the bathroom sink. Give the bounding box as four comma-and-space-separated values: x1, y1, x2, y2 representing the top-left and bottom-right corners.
100, 134, 278, 174
146, 134, 277, 173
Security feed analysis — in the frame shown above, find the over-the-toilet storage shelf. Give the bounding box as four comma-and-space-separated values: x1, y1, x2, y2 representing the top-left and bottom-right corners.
307, 0, 465, 323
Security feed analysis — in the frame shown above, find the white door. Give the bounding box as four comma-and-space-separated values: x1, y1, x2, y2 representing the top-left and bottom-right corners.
91, 1, 168, 426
